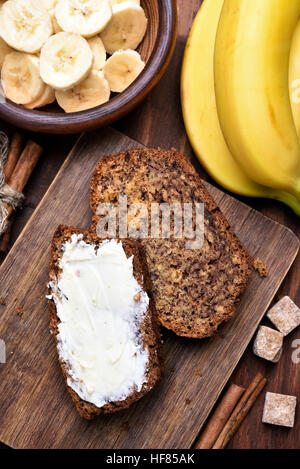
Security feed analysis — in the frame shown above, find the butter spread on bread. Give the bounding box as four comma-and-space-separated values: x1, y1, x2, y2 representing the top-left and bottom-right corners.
47, 226, 161, 418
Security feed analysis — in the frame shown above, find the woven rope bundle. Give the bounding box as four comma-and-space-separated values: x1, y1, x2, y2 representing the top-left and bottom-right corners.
0, 131, 23, 236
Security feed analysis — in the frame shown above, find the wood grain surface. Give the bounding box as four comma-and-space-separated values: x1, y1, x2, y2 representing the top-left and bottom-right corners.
0, 127, 298, 449
0, 0, 299, 450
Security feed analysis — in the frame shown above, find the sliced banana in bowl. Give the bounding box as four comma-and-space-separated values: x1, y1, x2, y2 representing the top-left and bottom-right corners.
1, 52, 45, 104
56, 69, 110, 112
0, 0, 177, 132
101, 2, 148, 54
0, 0, 147, 109
40, 32, 93, 90
41, 0, 58, 7
0, 0, 53, 53
41, 0, 62, 34
55, 0, 112, 38
24, 85, 55, 109
88, 36, 107, 71
103, 49, 145, 92
109, 0, 140, 5
0, 37, 13, 69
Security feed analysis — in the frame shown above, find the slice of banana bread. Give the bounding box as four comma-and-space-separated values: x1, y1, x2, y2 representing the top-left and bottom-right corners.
47, 225, 161, 419
90, 149, 252, 339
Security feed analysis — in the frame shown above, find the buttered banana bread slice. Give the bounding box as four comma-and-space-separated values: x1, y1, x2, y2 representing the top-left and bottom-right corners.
90, 149, 252, 339
47, 225, 161, 419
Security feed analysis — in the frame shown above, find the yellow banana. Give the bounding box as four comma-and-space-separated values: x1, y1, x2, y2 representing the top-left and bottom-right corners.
181, 0, 300, 215
214, 0, 300, 199
290, 19, 300, 140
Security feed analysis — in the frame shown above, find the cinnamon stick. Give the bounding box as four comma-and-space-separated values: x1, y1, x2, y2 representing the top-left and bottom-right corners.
4, 140, 43, 220
7, 140, 42, 192
194, 384, 245, 449
4, 132, 24, 181
212, 373, 267, 449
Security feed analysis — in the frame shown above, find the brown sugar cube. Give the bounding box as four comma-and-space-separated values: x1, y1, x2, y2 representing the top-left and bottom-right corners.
262, 392, 297, 428
267, 296, 300, 336
253, 326, 283, 362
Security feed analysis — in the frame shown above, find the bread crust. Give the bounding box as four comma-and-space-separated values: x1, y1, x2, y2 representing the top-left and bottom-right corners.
90, 148, 252, 339
48, 224, 161, 419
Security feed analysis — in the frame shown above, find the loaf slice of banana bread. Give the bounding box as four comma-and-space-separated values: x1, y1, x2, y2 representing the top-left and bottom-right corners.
90, 148, 252, 339
47, 225, 161, 419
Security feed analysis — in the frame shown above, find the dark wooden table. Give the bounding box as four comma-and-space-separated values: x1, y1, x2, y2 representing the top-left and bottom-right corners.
0, 0, 299, 449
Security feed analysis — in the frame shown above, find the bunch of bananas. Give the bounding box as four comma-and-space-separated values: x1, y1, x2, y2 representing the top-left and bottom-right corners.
181, 0, 300, 216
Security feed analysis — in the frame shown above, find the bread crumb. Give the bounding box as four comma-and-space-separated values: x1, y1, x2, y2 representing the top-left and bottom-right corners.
195, 369, 203, 377
17, 305, 23, 317
133, 293, 141, 302
253, 258, 268, 277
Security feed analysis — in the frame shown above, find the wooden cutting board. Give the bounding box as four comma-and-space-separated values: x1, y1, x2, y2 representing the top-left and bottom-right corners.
0, 127, 298, 449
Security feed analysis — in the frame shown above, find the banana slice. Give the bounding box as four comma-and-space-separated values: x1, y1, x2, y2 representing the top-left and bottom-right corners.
88, 36, 106, 70
25, 85, 55, 109
109, 0, 140, 5
41, 0, 62, 33
55, 69, 110, 112
103, 49, 144, 92
0, 37, 13, 69
40, 32, 93, 90
41, 0, 57, 7
100, 2, 147, 55
41, 0, 58, 8
55, 0, 112, 37
51, 12, 63, 33
1, 52, 45, 104
0, 0, 53, 53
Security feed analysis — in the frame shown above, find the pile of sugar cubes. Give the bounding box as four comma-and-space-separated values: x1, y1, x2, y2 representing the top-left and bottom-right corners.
253, 296, 300, 428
